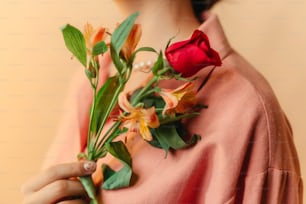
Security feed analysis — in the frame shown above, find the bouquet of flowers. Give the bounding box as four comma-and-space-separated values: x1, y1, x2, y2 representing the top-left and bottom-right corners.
61, 12, 221, 204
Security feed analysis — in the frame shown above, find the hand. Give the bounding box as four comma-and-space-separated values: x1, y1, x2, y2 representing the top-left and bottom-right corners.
21, 161, 96, 204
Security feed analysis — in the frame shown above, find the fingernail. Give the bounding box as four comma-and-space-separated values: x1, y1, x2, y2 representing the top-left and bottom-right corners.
83, 161, 96, 172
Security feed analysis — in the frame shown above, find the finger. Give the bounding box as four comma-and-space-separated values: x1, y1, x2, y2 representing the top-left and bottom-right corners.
22, 161, 96, 193
23, 179, 86, 204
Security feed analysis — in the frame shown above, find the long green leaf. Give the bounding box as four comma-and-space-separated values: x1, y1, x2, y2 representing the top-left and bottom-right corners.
110, 45, 123, 73
128, 46, 157, 67
159, 112, 200, 125
102, 141, 132, 190
91, 76, 120, 134
111, 12, 139, 54
61, 24, 87, 67
102, 165, 132, 190
79, 175, 98, 204
134, 46, 157, 53
152, 51, 164, 75
152, 124, 201, 156
92, 41, 108, 56
106, 141, 131, 166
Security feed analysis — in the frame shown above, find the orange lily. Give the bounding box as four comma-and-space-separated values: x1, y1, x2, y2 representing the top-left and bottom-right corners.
120, 24, 142, 61
159, 82, 197, 116
83, 23, 107, 55
118, 92, 159, 141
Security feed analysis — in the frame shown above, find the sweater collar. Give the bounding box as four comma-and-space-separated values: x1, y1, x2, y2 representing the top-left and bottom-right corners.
198, 12, 232, 60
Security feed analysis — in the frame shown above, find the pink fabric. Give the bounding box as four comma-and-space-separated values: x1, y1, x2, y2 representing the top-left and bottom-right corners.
43, 13, 303, 203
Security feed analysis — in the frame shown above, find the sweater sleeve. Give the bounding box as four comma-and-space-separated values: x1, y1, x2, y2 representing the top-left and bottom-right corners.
232, 168, 303, 203
180, 63, 304, 204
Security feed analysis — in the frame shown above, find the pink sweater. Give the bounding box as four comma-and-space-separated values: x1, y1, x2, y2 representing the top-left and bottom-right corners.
43, 13, 303, 203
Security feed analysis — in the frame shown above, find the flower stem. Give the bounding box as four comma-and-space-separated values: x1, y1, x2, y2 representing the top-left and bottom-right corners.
159, 112, 200, 125
79, 175, 98, 204
103, 121, 122, 145
131, 77, 158, 106
93, 82, 125, 151
87, 59, 99, 160
131, 67, 170, 106
95, 120, 120, 149
92, 66, 133, 152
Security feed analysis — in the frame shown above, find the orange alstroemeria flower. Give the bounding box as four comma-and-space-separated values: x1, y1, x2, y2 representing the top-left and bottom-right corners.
83, 23, 107, 54
159, 82, 197, 116
120, 24, 142, 61
118, 92, 159, 141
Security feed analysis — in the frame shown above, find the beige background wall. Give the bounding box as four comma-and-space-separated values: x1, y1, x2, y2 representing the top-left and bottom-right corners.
0, 0, 305, 203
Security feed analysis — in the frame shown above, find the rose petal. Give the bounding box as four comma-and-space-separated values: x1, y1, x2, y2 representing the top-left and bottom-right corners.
166, 29, 222, 77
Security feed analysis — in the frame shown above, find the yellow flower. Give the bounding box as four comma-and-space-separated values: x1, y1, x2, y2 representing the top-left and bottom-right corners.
159, 82, 197, 116
120, 24, 142, 61
83, 23, 107, 54
118, 91, 159, 141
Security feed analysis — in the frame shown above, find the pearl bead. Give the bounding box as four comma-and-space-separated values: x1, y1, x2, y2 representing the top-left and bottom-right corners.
133, 60, 154, 71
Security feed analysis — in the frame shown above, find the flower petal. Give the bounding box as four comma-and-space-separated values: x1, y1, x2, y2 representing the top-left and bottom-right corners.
92, 27, 107, 46
118, 92, 159, 141
159, 82, 197, 115
139, 120, 153, 141
166, 29, 222, 77
176, 91, 196, 113
159, 91, 179, 115
83, 23, 107, 52
142, 107, 160, 128
121, 24, 142, 61
118, 92, 134, 113
84, 23, 94, 48
173, 82, 194, 95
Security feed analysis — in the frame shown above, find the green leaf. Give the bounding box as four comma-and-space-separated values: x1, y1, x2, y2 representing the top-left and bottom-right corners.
159, 112, 200, 125
91, 76, 121, 134
79, 175, 98, 204
135, 46, 157, 53
152, 51, 164, 75
85, 68, 93, 80
110, 45, 124, 73
165, 34, 177, 50
105, 141, 131, 166
128, 46, 157, 66
92, 41, 108, 56
102, 164, 116, 180
102, 141, 132, 190
152, 124, 200, 156
61, 24, 87, 67
129, 88, 142, 103
111, 12, 139, 55
102, 165, 132, 190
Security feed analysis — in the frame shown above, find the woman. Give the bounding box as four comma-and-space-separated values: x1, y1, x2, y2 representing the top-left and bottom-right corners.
22, 0, 303, 203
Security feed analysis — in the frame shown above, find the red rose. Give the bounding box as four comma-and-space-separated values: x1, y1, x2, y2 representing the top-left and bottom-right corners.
165, 30, 222, 77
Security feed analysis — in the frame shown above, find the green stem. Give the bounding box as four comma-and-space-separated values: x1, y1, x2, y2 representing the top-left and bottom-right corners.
131, 67, 170, 106
87, 87, 96, 156
103, 122, 122, 145
79, 175, 98, 204
138, 87, 161, 99
131, 77, 158, 106
93, 82, 125, 151
94, 146, 107, 158
92, 66, 133, 152
87, 60, 99, 160
159, 112, 200, 125
96, 119, 120, 150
